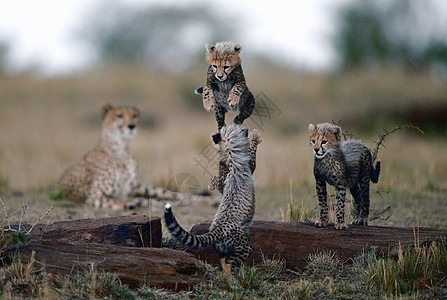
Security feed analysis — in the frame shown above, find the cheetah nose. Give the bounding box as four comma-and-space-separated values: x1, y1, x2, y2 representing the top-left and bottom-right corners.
217, 75, 224, 79
128, 124, 136, 130
314, 148, 319, 154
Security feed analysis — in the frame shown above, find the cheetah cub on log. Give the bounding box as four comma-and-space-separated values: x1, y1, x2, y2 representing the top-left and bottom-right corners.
165, 125, 255, 279
195, 41, 255, 130
309, 123, 381, 230
60, 104, 172, 210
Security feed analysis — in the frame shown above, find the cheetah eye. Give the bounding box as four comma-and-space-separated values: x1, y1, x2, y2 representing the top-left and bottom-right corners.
116, 113, 123, 118
311, 139, 315, 144
212, 65, 217, 69
223, 66, 230, 70
321, 140, 327, 145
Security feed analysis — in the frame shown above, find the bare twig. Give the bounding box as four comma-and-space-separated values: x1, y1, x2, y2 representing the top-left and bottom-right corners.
26, 206, 53, 235
371, 124, 424, 162
331, 119, 357, 141
369, 206, 391, 221
18, 201, 30, 232
0, 198, 12, 231
341, 130, 357, 141
0, 198, 53, 235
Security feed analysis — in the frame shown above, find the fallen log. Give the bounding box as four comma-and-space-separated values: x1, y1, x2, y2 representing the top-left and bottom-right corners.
190, 221, 447, 271
8, 239, 202, 291
7, 216, 203, 290
27, 215, 162, 247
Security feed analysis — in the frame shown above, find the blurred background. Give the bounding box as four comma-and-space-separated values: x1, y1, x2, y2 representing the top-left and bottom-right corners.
0, 0, 446, 227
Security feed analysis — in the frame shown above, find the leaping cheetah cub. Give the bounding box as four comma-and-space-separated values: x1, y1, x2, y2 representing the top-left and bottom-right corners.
60, 104, 171, 210
165, 125, 255, 280
309, 123, 381, 230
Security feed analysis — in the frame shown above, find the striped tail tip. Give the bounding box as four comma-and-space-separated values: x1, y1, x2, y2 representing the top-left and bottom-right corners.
194, 86, 204, 95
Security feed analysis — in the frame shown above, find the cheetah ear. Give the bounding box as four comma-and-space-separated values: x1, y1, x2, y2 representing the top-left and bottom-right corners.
101, 103, 113, 120
308, 124, 316, 134
131, 106, 140, 117
234, 44, 242, 53
332, 126, 342, 141
212, 132, 221, 144
206, 44, 215, 53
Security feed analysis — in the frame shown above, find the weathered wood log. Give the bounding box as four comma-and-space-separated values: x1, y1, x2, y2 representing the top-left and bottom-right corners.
190, 221, 447, 271
27, 215, 162, 248
8, 240, 202, 291
7, 216, 204, 290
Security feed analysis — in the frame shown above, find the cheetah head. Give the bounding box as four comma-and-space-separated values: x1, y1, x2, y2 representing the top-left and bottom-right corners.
101, 104, 140, 142
308, 123, 341, 159
206, 42, 242, 82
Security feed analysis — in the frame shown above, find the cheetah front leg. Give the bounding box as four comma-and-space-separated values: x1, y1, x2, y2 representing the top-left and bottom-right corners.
248, 129, 262, 174
202, 84, 216, 112
315, 178, 329, 228
131, 183, 182, 202
209, 161, 228, 193
233, 91, 255, 125
335, 185, 348, 230
228, 82, 245, 109
86, 185, 124, 210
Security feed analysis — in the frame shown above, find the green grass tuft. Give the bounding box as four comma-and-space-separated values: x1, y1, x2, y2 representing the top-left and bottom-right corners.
364, 239, 447, 295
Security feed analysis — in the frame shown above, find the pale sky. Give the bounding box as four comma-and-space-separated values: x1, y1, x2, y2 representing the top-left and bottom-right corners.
0, 0, 445, 75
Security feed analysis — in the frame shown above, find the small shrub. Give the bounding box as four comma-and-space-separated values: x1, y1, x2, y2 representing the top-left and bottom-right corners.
287, 279, 312, 300
54, 263, 131, 299
306, 250, 343, 279
237, 265, 265, 291
288, 183, 312, 222
1, 251, 47, 297
47, 186, 64, 201
257, 255, 287, 281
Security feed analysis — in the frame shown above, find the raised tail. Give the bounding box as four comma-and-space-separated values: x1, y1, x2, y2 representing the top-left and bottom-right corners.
370, 160, 381, 183
194, 86, 204, 95
164, 203, 219, 250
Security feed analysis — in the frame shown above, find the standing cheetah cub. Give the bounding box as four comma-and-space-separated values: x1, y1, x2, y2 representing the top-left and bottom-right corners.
60, 104, 172, 210
165, 125, 255, 279
309, 123, 380, 230
195, 41, 256, 130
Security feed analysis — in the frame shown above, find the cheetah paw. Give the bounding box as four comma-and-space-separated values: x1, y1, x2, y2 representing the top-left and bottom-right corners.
208, 176, 219, 191
228, 94, 240, 109
335, 222, 349, 230
203, 98, 216, 112
314, 218, 329, 228
352, 217, 368, 226
248, 129, 262, 145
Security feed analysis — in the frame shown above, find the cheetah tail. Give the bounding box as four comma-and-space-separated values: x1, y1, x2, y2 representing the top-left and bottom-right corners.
194, 86, 204, 95
370, 160, 381, 183
164, 203, 219, 250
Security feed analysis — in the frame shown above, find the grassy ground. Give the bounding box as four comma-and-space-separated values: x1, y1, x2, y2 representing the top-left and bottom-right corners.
0, 65, 446, 298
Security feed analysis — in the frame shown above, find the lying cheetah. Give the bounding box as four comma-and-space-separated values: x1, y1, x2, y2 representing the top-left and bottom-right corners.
309, 122, 381, 230
60, 104, 174, 210
165, 125, 255, 279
